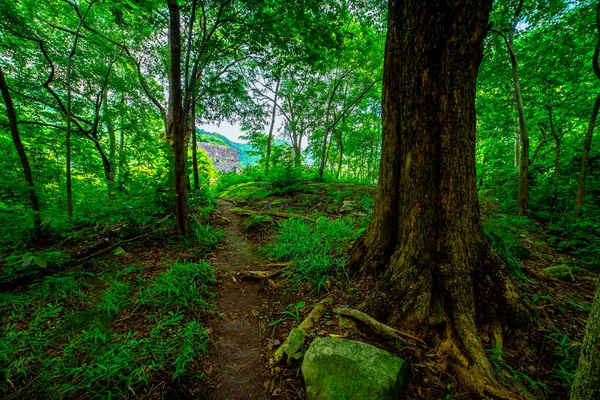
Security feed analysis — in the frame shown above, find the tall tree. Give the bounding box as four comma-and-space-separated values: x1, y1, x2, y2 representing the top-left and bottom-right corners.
265, 76, 280, 174
65, 0, 95, 217
166, 0, 191, 235
574, 1, 600, 219
492, 0, 530, 216
0, 67, 42, 243
347, 0, 521, 395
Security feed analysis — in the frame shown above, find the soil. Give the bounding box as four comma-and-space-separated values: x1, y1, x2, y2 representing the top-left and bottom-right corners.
201, 199, 283, 400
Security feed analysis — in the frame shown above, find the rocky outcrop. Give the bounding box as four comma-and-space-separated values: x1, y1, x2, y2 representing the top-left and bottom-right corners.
198, 142, 241, 172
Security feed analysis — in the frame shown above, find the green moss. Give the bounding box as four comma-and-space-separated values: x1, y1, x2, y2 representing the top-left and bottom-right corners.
240, 214, 272, 232
219, 182, 271, 201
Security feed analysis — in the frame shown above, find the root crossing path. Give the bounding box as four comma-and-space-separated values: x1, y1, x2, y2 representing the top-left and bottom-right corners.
202, 199, 278, 400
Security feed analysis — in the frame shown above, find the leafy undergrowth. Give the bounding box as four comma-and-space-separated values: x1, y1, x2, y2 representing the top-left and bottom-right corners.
227, 180, 599, 400
1, 229, 219, 398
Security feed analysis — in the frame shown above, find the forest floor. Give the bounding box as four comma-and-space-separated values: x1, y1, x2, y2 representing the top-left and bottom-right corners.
1, 181, 599, 399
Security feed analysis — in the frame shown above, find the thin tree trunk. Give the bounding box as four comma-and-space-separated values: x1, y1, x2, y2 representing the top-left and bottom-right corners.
66, 48, 74, 217
265, 78, 280, 174
574, 94, 600, 218
575, 1, 600, 219
571, 279, 600, 399
547, 106, 561, 210
167, 0, 191, 235
118, 92, 126, 192
0, 67, 42, 243
336, 114, 346, 179
510, 0, 528, 216
191, 98, 199, 190
104, 91, 116, 182
65, 0, 94, 217
347, 1, 521, 396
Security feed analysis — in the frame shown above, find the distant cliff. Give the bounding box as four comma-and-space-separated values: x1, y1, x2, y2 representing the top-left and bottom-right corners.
197, 142, 241, 172
197, 130, 259, 166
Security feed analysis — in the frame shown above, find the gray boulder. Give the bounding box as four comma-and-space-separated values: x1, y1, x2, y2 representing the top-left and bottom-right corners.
302, 337, 410, 400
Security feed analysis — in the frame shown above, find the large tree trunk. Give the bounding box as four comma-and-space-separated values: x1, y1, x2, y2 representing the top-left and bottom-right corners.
265, 78, 280, 175
571, 279, 600, 400
0, 67, 42, 243
347, 0, 521, 396
167, 0, 191, 235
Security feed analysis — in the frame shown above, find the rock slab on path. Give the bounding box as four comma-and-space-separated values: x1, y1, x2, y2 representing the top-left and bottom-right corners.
302, 337, 410, 400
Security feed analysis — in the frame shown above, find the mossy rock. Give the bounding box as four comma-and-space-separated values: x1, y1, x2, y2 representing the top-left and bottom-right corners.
544, 264, 575, 282
240, 214, 272, 232
302, 337, 410, 400
110, 247, 128, 257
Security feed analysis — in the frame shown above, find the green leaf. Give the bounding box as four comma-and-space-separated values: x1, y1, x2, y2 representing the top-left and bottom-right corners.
34, 257, 47, 268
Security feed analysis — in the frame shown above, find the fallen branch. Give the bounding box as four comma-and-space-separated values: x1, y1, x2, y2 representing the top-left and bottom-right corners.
241, 266, 292, 280
233, 207, 314, 221
272, 297, 333, 365
75, 231, 158, 265
334, 307, 427, 347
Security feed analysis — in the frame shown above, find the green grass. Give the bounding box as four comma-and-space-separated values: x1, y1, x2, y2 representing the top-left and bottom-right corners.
547, 328, 580, 390
483, 214, 536, 279
263, 217, 360, 294
0, 260, 216, 398
138, 261, 215, 311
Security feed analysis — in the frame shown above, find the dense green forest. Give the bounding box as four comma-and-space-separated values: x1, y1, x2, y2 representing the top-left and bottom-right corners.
1, 0, 600, 399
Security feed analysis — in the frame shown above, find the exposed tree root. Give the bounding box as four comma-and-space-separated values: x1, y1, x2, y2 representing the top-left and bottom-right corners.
240, 263, 292, 280
333, 307, 426, 347
272, 297, 332, 365
299, 297, 332, 331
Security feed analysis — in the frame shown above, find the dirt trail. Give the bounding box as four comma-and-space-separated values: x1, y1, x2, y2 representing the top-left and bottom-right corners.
202, 199, 278, 399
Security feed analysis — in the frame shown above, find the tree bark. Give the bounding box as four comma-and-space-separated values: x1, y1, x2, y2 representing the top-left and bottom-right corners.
167, 0, 191, 235
0, 67, 42, 243
265, 78, 280, 175
347, 0, 521, 396
571, 279, 600, 400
